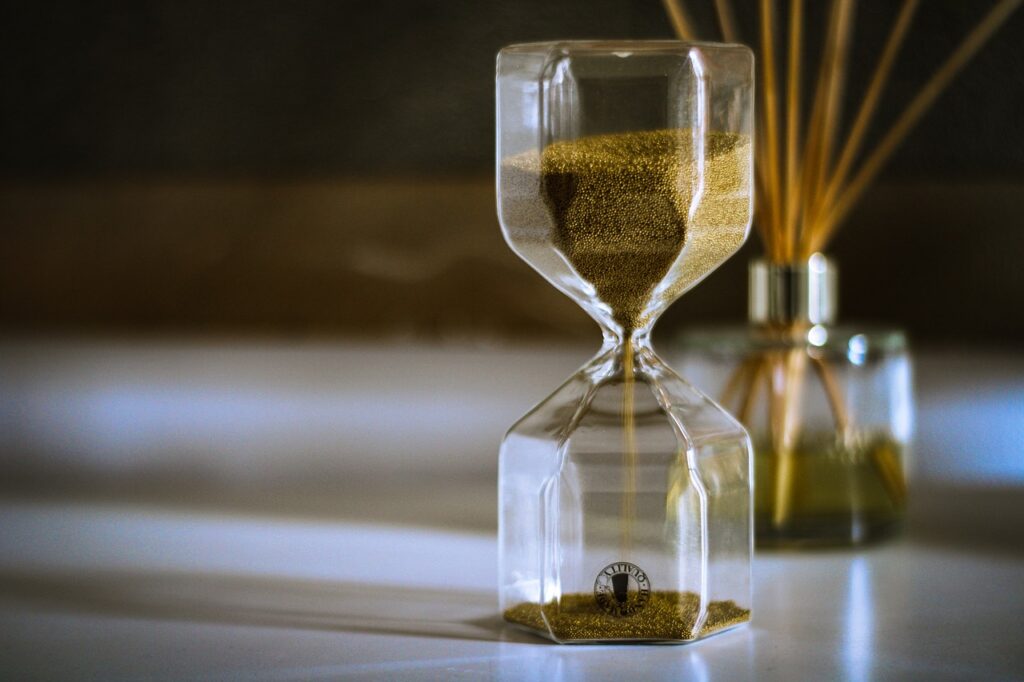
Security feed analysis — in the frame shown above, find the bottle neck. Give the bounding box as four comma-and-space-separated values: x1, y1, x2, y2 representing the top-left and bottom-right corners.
748, 253, 838, 326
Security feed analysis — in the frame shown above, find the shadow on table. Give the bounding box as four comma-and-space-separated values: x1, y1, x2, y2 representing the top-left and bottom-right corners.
0, 570, 540, 644
908, 482, 1024, 556
0, 475, 500, 534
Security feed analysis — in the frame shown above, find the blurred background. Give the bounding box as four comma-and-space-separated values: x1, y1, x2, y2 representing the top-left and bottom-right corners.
2, 0, 1023, 341
1, 0, 1022, 521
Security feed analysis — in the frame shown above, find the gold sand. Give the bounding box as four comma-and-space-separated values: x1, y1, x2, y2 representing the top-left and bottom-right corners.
502, 129, 752, 330
504, 591, 750, 642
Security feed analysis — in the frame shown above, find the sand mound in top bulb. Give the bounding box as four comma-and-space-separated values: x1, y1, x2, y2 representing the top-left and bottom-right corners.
501, 129, 752, 330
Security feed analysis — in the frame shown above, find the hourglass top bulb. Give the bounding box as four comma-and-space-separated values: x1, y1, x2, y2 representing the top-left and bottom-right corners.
497, 41, 754, 337
502, 129, 751, 331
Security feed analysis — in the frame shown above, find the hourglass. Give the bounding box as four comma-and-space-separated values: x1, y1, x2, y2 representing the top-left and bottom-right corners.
497, 41, 755, 643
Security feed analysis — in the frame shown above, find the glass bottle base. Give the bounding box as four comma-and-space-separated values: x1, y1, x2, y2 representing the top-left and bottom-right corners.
753, 433, 906, 547
755, 514, 902, 548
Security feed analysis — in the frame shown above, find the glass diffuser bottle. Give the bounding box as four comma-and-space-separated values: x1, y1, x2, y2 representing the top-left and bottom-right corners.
496, 41, 755, 643
673, 255, 913, 547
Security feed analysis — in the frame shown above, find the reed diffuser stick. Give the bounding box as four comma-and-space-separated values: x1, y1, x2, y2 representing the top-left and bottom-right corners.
721, 356, 756, 408
808, 0, 855, 220
738, 361, 765, 425
809, 0, 919, 243
778, 336, 814, 527
783, 0, 803, 238
814, 0, 1023, 249
714, 0, 740, 43
795, 0, 842, 258
758, 0, 784, 242
809, 357, 849, 433
663, 0, 699, 41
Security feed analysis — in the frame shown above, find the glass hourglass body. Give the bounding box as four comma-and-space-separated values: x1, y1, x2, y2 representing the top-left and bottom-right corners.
496, 41, 755, 643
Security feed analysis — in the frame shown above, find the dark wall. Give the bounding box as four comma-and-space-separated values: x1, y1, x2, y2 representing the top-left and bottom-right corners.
2, 0, 1023, 179
1, 1, 1023, 345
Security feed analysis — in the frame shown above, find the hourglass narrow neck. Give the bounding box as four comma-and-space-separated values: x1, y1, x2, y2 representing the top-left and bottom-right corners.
601, 327, 655, 354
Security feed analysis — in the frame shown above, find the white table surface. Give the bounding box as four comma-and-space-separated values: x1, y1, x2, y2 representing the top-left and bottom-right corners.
1, 496, 1022, 682
1, 339, 1022, 680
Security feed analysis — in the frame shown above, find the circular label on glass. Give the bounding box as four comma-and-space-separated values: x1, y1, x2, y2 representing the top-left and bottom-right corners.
594, 562, 651, 616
